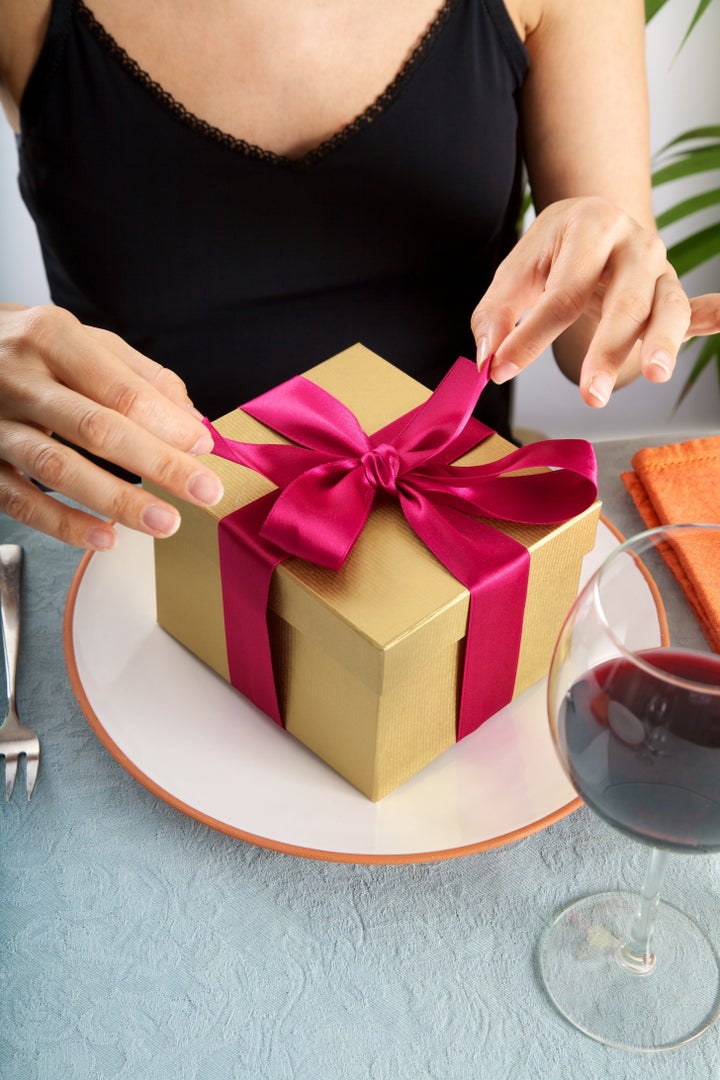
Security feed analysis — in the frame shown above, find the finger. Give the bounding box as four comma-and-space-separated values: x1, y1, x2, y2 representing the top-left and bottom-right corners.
84, 325, 197, 411
0, 404, 223, 518
470, 300, 520, 371
9, 306, 208, 453
574, 239, 668, 406
482, 244, 615, 387
470, 242, 555, 369
687, 294, 720, 339
472, 210, 616, 379
485, 271, 599, 385
0, 421, 204, 544
0, 462, 117, 550
639, 273, 692, 383
470, 237, 556, 369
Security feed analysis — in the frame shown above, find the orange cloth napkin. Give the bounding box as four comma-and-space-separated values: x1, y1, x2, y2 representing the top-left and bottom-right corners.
622, 436, 720, 651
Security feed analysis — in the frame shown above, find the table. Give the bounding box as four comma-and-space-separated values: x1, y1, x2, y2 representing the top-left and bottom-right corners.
2, 436, 720, 1080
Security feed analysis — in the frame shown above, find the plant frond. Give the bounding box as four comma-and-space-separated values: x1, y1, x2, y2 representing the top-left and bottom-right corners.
646, 0, 716, 58
655, 187, 720, 228
677, 0, 716, 55
652, 146, 720, 187
656, 126, 720, 156
645, 0, 672, 23
666, 222, 720, 276
672, 333, 720, 413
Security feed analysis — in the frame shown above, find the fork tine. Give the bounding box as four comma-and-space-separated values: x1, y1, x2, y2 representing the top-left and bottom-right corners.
4, 756, 17, 801
1, 545, 40, 803
25, 753, 39, 800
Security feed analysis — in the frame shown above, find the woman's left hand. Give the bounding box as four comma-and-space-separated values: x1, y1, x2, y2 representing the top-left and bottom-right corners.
470, 196, 692, 407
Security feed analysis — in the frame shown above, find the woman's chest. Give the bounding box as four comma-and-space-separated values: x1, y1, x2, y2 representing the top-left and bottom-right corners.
69, 0, 528, 158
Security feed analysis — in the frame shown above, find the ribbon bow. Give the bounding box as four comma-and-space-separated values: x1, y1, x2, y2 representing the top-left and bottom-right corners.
206, 358, 597, 740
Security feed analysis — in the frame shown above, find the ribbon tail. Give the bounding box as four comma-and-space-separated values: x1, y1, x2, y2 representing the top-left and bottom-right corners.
457, 532, 528, 739
401, 492, 529, 739
218, 491, 287, 724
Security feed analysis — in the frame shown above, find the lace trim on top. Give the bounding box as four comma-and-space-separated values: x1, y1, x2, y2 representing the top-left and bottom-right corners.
75, 0, 457, 168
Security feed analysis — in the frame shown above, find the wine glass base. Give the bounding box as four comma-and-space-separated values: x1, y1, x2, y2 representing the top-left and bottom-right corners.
539, 891, 720, 1051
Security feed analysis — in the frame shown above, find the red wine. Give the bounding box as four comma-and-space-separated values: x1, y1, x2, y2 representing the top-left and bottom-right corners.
560, 648, 720, 852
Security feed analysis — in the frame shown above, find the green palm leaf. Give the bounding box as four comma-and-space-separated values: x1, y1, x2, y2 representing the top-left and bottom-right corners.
677, 0, 716, 51
657, 126, 720, 154
645, 0, 672, 21
672, 334, 720, 412
652, 146, 720, 187
666, 223, 720, 276
645, 0, 714, 50
655, 187, 720, 228
643, 2, 719, 409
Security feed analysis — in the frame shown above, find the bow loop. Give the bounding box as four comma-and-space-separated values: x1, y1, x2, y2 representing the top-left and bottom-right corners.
242, 375, 371, 458
260, 460, 373, 570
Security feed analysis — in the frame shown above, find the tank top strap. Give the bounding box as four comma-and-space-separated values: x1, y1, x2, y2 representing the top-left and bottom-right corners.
480, 0, 528, 84
20, 0, 75, 133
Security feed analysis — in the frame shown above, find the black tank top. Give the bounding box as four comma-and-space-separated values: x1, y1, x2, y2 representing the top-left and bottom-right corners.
17, 0, 528, 439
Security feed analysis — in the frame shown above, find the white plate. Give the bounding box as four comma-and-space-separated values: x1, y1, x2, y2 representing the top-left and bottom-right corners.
64, 519, 632, 863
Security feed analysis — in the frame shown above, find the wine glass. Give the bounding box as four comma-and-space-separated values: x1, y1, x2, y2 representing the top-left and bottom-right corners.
540, 523, 720, 1051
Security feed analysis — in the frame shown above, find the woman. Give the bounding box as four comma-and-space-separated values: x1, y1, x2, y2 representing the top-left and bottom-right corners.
0, 0, 705, 549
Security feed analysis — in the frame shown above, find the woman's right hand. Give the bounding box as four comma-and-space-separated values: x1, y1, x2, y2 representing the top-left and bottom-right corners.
0, 303, 224, 550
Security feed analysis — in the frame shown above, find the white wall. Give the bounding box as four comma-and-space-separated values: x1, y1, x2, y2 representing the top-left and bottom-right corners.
1, 3, 719, 438
0, 129, 50, 306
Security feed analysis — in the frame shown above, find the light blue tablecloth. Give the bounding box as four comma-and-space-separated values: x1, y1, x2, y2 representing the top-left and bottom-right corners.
2, 439, 720, 1080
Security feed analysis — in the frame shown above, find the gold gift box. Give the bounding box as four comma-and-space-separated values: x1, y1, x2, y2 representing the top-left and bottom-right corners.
149, 344, 600, 801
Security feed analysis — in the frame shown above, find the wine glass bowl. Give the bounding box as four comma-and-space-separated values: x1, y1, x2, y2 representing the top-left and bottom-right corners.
540, 524, 720, 1051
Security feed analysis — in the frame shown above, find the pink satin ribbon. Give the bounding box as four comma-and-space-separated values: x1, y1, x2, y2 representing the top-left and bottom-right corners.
206, 358, 598, 740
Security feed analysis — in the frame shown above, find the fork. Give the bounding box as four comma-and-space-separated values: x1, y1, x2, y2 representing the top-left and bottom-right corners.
0, 545, 40, 800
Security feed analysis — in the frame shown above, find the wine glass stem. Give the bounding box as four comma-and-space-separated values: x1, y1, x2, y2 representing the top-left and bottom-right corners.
617, 846, 669, 975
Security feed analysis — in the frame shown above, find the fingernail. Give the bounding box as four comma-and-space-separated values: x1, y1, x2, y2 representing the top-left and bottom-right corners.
190, 429, 214, 455
87, 528, 116, 551
490, 360, 520, 385
141, 503, 181, 536
187, 405, 205, 421
648, 350, 672, 380
587, 372, 613, 406
476, 336, 490, 369
187, 472, 224, 505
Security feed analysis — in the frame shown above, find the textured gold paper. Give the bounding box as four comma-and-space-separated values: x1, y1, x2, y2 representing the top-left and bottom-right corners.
150, 344, 600, 800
